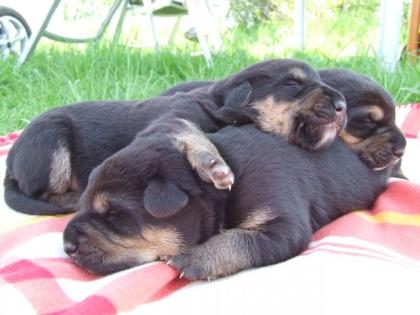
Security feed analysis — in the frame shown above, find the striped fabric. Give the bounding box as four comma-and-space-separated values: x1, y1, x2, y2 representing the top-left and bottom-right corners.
1, 104, 419, 315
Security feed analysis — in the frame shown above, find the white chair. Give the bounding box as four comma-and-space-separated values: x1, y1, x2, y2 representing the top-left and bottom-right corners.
18, 0, 223, 66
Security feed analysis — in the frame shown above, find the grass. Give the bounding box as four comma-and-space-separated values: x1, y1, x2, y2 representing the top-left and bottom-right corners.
0, 2, 419, 134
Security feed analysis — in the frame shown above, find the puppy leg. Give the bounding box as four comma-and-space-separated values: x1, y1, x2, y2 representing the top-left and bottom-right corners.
169, 220, 311, 280
172, 119, 234, 190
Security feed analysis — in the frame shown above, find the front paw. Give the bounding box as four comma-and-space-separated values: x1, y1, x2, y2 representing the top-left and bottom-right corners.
194, 152, 234, 191
168, 251, 219, 281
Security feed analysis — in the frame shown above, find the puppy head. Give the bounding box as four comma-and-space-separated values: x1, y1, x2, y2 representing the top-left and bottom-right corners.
209, 59, 347, 150
63, 135, 218, 274
320, 69, 406, 170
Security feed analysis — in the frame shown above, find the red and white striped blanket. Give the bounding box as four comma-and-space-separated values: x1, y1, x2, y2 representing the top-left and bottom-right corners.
1, 104, 419, 315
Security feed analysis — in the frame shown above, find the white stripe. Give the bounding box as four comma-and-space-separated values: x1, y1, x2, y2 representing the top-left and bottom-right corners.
309, 236, 420, 268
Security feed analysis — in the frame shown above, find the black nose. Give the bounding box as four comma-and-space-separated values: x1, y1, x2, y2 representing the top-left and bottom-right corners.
334, 100, 346, 112
392, 130, 407, 158
64, 241, 78, 256
393, 147, 405, 158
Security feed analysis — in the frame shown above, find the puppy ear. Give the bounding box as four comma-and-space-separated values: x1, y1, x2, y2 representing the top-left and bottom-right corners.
143, 179, 189, 219
224, 81, 253, 110
201, 81, 254, 125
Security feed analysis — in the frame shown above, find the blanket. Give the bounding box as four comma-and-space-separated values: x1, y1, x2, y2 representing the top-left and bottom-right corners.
1, 104, 420, 315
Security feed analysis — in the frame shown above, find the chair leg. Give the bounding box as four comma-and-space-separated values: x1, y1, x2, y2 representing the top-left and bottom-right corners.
113, 0, 129, 45
168, 16, 182, 46
194, 24, 213, 67
201, 0, 223, 52
185, 0, 213, 67
143, 0, 159, 51
18, 0, 62, 65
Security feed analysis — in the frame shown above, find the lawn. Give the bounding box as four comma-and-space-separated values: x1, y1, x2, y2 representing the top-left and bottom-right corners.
0, 0, 419, 134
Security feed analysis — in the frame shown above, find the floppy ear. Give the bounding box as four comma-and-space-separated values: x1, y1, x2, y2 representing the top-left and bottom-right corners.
143, 179, 189, 219
200, 81, 254, 125
224, 80, 253, 110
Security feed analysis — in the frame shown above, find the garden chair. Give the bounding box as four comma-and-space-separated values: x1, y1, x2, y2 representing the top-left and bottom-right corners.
17, 0, 222, 66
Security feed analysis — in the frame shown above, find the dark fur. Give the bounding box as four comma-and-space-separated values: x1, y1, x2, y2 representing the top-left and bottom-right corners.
4, 95, 219, 215
63, 123, 391, 278
319, 69, 406, 173
5, 59, 346, 215
161, 69, 406, 172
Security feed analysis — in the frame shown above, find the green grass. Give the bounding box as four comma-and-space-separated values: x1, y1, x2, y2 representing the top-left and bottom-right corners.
0, 35, 419, 134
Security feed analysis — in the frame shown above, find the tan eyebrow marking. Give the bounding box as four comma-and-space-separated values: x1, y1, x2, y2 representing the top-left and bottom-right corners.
289, 67, 307, 81
369, 105, 385, 121
340, 131, 363, 145
93, 192, 109, 213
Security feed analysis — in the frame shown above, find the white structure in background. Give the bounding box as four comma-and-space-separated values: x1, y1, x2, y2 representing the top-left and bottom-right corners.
377, 0, 404, 71
294, 0, 305, 50
291, 0, 405, 71
3, 0, 223, 67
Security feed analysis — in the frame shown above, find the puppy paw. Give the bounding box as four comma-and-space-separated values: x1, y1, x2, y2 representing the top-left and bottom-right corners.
168, 251, 219, 281
194, 152, 234, 190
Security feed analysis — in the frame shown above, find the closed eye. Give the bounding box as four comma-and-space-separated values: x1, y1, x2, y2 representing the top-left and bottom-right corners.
284, 78, 303, 86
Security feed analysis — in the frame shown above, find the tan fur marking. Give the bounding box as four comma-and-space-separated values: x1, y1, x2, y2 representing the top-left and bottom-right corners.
49, 145, 71, 193
239, 208, 278, 230
369, 105, 385, 122
80, 223, 184, 267
115, 226, 184, 262
340, 131, 363, 145
192, 229, 258, 277
93, 193, 108, 213
289, 67, 307, 81
252, 96, 295, 136
172, 119, 223, 171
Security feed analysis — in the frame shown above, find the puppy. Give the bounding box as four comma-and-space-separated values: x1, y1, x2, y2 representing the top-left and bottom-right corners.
161, 69, 406, 171
319, 69, 406, 172
5, 59, 345, 215
63, 119, 395, 278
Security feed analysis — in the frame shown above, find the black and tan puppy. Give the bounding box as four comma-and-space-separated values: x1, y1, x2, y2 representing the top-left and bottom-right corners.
5, 59, 346, 215
319, 69, 406, 172
63, 119, 394, 278
161, 69, 406, 171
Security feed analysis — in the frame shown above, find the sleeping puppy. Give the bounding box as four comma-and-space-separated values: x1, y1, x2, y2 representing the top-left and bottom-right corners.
63, 119, 395, 278
161, 69, 406, 172
4, 59, 346, 215
319, 69, 406, 173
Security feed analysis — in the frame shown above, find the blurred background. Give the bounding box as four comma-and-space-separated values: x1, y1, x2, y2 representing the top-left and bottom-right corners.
0, 0, 419, 134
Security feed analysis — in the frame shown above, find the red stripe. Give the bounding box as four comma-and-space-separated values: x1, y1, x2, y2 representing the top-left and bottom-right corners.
308, 241, 397, 260
0, 259, 188, 311
312, 181, 420, 259
0, 216, 72, 256
305, 241, 420, 270
44, 296, 116, 315
97, 263, 188, 311
302, 247, 420, 271
370, 180, 420, 215
0, 258, 100, 281
0, 130, 20, 156
0, 260, 76, 314
400, 104, 420, 138
312, 213, 420, 260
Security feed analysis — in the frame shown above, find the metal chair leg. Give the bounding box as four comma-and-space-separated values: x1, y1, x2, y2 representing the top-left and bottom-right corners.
18, 0, 62, 65
168, 16, 182, 46
201, 0, 223, 52
144, 0, 159, 51
185, 0, 213, 67
113, 0, 129, 45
